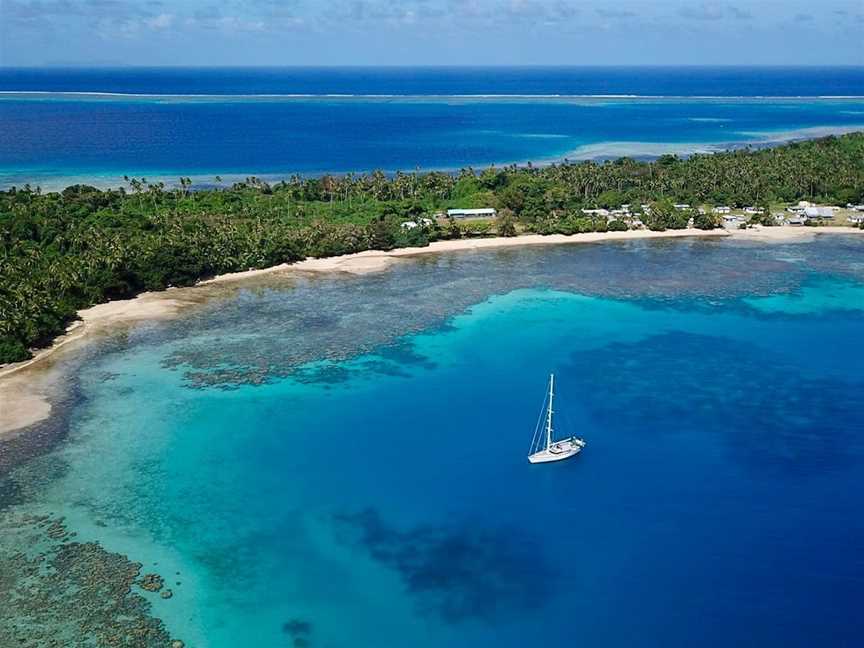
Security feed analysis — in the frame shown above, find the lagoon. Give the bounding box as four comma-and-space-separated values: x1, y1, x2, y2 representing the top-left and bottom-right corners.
2, 236, 863, 646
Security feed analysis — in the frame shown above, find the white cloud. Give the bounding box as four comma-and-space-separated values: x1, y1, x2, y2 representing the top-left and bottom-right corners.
145, 13, 174, 30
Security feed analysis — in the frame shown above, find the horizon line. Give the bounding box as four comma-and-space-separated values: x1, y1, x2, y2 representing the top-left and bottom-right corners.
4, 64, 864, 70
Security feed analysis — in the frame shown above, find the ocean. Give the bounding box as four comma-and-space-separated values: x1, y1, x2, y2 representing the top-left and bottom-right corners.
2, 236, 864, 647
1, 66, 864, 190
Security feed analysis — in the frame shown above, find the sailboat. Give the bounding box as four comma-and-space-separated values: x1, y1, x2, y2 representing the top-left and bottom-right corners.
528, 374, 586, 464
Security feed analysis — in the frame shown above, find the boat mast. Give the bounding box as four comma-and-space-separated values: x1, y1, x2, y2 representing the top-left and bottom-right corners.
545, 373, 554, 450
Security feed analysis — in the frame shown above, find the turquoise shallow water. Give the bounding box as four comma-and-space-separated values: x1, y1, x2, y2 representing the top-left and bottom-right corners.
2, 236, 864, 647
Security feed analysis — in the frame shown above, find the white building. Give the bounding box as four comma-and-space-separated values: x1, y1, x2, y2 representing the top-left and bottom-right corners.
713, 206, 731, 214
401, 218, 434, 229
848, 214, 864, 224
804, 206, 834, 220
447, 208, 497, 219
582, 208, 610, 217
673, 203, 690, 210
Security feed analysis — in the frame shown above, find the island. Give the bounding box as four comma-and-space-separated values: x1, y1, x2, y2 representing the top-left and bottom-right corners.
1, 132, 863, 368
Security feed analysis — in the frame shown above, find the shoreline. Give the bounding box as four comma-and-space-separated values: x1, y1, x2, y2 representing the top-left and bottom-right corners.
1, 225, 862, 437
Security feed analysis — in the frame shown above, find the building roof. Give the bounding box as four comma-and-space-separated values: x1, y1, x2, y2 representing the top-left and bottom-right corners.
447, 208, 496, 216
804, 207, 834, 218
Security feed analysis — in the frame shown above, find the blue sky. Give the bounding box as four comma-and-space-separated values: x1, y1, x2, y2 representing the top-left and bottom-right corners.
1, 0, 862, 66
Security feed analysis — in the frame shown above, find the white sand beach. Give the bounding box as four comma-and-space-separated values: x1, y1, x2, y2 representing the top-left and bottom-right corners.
0, 290, 215, 436
1, 225, 862, 437
294, 227, 732, 274
728, 225, 862, 243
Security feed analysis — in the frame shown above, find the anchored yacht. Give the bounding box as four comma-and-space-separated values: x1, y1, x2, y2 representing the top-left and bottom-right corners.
528, 374, 586, 464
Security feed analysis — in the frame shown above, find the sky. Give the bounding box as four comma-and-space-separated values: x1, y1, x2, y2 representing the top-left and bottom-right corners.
1, 0, 863, 67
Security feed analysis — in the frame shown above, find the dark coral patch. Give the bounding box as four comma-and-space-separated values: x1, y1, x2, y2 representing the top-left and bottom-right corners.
565, 332, 864, 475
334, 508, 551, 623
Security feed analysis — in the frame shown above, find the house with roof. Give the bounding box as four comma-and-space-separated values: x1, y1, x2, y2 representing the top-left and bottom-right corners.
447, 208, 497, 219
583, 208, 611, 218
804, 206, 834, 220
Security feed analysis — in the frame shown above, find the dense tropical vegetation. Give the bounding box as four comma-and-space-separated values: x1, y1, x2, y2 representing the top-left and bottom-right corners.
2, 133, 863, 364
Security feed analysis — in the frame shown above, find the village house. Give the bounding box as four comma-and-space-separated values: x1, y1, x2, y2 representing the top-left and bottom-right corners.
400, 217, 434, 229
787, 200, 813, 214
446, 208, 497, 219
804, 206, 834, 221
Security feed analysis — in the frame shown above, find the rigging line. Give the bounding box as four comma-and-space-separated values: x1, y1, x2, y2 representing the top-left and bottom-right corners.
529, 388, 548, 455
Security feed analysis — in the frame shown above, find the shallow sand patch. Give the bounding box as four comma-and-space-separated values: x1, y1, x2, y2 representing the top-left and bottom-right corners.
293, 250, 400, 274
0, 372, 53, 437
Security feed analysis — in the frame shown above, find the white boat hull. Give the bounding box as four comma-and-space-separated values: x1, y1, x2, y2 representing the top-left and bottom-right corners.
528, 438, 585, 464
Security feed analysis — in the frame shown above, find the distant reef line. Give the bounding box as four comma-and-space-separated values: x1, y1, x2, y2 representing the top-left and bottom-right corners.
4, 124, 864, 194
3, 91, 864, 100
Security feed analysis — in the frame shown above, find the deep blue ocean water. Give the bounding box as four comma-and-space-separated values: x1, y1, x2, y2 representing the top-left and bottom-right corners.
3, 66, 864, 96
3, 237, 863, 646
1, 67, 863, 189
